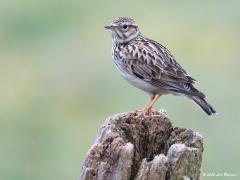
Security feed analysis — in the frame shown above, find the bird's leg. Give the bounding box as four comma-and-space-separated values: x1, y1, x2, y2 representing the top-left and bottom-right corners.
137, 94, 156, 112
137, 94, 161, 117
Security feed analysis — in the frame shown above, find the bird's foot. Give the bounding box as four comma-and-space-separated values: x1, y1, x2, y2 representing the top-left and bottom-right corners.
133, 108, 158, 120
136, 108, 158, 113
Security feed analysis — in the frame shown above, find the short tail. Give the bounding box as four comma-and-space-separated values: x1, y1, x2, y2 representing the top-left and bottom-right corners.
191, 96, 216, 116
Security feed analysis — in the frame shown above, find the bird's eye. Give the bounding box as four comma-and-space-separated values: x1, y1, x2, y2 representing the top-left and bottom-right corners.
122, 24, 128, 29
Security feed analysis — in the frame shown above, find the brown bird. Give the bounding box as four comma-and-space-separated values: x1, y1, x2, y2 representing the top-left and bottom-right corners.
105, 17, 216, 117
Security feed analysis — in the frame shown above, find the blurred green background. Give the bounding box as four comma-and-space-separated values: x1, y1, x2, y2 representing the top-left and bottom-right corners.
0, 0, 239, 179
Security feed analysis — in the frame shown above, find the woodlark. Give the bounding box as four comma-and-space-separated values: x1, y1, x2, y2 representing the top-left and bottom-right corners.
105, 17, 216, 117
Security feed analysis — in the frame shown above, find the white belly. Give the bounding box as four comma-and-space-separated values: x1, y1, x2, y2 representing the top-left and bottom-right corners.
119, 70, 161, 94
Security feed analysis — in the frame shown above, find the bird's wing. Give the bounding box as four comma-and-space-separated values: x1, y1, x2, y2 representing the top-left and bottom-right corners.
121, 39, 204, 97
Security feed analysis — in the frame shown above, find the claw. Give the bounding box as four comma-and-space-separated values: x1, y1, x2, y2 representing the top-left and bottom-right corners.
133, 107, 155, 120
133, 94, 162, 121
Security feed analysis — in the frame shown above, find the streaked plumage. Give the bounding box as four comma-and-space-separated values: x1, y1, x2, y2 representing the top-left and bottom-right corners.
105, 17, 216, 116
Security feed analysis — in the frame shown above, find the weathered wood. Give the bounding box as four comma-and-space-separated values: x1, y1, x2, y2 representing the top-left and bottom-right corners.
80, 111, 203, 180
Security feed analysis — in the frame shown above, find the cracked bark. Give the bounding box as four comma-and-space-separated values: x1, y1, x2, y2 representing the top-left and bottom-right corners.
80, 111, 203, 180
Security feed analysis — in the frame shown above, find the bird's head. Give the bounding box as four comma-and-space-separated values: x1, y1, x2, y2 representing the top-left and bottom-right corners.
105, 17, 140, 43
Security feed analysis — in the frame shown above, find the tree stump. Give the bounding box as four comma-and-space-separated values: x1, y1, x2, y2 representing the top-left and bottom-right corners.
80, 111, 203, 180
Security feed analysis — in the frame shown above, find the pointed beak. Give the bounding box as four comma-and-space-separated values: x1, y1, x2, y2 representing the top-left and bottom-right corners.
104, 24, 115, 30
104, 25, 111, 29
